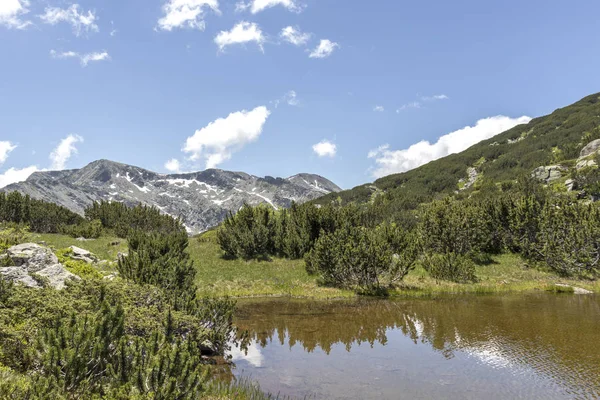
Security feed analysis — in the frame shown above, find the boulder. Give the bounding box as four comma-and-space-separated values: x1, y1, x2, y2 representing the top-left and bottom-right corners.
0, 243, 80, 290
69, 246, 98, 264
5, 243, 59, 272
576, 158, 597, 170
531, 165, 567, 184
580, 139, 600, 158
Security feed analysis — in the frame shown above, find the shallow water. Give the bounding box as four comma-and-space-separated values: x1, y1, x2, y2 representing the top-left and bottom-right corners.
229, 294, 600, 399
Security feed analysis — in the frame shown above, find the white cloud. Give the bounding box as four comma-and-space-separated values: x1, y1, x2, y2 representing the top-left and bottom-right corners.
368, 115, 532, 178
421, 94, 449, 101
50, 134, 83, 170
50, 50, 110, 67
0, 166, 39, 188
312, 140, 337, 157
396, 94, 448, 112
229, 341, 263, 367
0, 142, 17, 165
236, 0, 301, 14
183, 106, 270, 169
309, 39, 339, 59
373, 105, 385, 112
284, 90, 298, 106
157, 0, 219, 31
214, 21, 264, 52
0, 0, 31, 29
164, 158, 181, 173
39, 4, 98, 36
280, 26, 311, 46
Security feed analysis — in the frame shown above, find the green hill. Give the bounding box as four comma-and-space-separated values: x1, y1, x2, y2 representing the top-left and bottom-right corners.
315, 92, 600, 213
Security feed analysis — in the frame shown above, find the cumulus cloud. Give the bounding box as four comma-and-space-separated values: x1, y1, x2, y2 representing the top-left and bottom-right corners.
39, 4, 98, 36
157, 0, 219, 31
280, 26, 311, 46
0, 141, 17, 165
214, 22, 264, 52
369, 115, 532, 178
50, 134, 83, 170
183, 106, 270, 169
236, 0, 301, 14
373, 105, 385, 112
0, 0, 31, 29
0, 166, 39, 188
312, 140, 336, 157
50, 49, 110, 67
164, 158, 181, 173
396, 94, 448, 112
229, 341, 263, 367
309, 39, 339, 59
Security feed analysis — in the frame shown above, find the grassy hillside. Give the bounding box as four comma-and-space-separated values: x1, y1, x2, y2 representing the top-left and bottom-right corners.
315, 93, 600, 211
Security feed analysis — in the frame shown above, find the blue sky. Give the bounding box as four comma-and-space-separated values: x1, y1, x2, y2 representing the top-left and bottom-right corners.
1, 0, 600, 189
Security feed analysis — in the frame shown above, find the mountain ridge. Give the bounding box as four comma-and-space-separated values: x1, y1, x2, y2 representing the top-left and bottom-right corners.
3, 159, 341, 234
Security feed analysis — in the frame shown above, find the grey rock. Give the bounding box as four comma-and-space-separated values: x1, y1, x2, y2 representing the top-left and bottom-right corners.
36, 264, 79, 290
576, 158, 597, 170
459, 167, 478, 191
0, 267, 41, 288
1, 243, 79, 290
6, 243, 59, 272
580, 139, 600, 158
3, 159, 342, 235
69, 246, 98, 264
532, 165, 567, 183
565, 179, 575, 191
555, 283, 593, 295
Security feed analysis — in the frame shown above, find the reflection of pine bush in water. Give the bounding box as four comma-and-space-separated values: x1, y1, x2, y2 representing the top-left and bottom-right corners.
234, 295, 600, 397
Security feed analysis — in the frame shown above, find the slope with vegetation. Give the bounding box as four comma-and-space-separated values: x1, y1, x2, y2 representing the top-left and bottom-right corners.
213, 93, 600, 296
0, 196, 280, 399
314, 92, 600, 223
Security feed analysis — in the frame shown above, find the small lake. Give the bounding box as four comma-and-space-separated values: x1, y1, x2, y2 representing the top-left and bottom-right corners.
228, 294, 600, 399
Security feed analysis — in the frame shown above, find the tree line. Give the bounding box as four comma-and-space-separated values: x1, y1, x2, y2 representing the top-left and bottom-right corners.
217, 177, 600, 293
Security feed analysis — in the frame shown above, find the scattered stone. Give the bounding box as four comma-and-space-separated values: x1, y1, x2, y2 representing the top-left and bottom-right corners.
109, 241, 121, 246
580, 139, 600, 158
76, 237, 94, 242
555, 283, 593, 295
576, 158, 597, 170
565, 179, 575, 191
0, 243, 80, 290
103, 273, 118, 281
37, 241, 46, 246
68, 246, 99, 264
532, 165, 567, 184
459, 167, 478, 191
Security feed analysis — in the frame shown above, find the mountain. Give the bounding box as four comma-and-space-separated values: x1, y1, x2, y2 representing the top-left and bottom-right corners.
3, 160, 341, 234
314, 92, 600, 213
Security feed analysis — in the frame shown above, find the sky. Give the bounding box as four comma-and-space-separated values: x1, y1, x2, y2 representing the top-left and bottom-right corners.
1, 0, 600, 190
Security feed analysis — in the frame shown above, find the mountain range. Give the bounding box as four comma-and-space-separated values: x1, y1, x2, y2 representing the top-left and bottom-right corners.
3, 160, 341, 234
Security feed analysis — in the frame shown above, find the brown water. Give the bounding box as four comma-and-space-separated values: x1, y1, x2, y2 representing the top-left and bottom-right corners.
229, 294, 600, 399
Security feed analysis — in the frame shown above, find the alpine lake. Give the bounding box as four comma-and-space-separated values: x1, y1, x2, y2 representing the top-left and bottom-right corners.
222, 293, 600, 399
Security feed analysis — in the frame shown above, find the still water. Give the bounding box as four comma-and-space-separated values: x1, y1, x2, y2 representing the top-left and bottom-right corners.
229, 294, 600, 399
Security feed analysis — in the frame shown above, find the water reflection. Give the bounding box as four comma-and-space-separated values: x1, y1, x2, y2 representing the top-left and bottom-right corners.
231, 294, 600, 399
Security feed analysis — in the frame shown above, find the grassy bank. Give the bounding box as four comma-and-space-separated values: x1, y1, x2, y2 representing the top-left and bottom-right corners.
33, 232, 598, 299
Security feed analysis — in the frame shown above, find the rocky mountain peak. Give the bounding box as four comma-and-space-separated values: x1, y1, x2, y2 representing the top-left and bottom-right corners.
3, 160, 341, 234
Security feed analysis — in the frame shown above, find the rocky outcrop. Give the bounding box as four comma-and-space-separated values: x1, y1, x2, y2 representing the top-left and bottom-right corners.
0, 243, 79, 290
3, 159, 342, 234
68, 246, 98, 264
555, 283, 594, 294
532, 165, 567, 184
580, 139, 600, 158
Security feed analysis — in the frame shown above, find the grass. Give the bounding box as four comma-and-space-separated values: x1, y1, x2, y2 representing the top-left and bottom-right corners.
392, 253, 600, 297
189, 231, 353, 299
31, 233, 128, 262
25, 231, 599, 299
